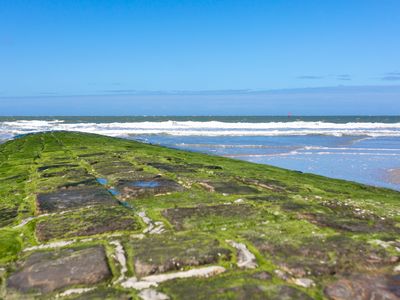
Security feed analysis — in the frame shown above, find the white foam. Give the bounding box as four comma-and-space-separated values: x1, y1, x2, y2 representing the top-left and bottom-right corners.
225, 151, 400, 158
1, 120, 400, 139
303, 146, 400, 151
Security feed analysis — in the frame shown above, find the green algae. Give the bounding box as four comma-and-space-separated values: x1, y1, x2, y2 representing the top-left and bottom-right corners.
159, 270, 316, 300
129, 232, 232, 277
0, 230, 22, 264
0, 131, 399, 299
35, 206, 142, 241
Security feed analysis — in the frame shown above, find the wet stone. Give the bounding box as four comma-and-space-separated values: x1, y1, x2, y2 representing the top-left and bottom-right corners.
37, 186, 116, 213
147, 162, 196, 173
41, 171, 68, 178
204, 165, 223, 170
41, 168, 90, 179
273, 286, 314, 300
302, 211, 400, 234
67, 288, 133, 300
90, 160, 137, 176
163, 204, 257, 230
247, 195, 288, 202
37, 164, 79, 172
35, 206, 141, 241
0, 206, 18, 227
324, 274, 400, 300
131, 234, 231, 277
201, 181, 259, 195
217, 284, 278, 300
58, 178, 99, 189
77, 152, 107, 158
7, 246, 111, 294
251, 271, 272, 280
165, 280, 312, 300
118, 177, 184, 199
300, 199, 400, 234
249, 235, 397, 277
91, 160, 132, 167
216, 285, 313, 300
0, 174, 27, 183
236, 177, 289, 193
148, 162, 222, 173
281, 201, 310, 211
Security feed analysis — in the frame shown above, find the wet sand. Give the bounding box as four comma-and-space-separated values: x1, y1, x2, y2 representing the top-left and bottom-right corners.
386, 168, 400, 185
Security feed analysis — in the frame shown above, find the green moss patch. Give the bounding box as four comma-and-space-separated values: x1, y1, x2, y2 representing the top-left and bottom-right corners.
0, 205, 19, 228
160, 271, 313, 300
35, 206, 141, 241
36, 186, 116, 213
0, 229, 22, 263
1, 131, 400, 299
200, 181, 260, 195
65, 288, 134, 299
117, 177, 184, 200
247, 232, 397, 278
130, 233, 231, 277
162, 204, 259, 230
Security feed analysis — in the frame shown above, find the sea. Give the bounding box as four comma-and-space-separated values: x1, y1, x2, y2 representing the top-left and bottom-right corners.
1, 116, 400, 191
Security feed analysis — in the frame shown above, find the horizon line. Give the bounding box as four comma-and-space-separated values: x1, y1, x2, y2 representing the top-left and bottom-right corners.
0, 114, 399, 118
2, 84, 400, 99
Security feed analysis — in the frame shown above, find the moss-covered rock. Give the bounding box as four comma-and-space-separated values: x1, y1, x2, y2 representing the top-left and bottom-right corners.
7, 246, 111, 294
130, 233, 231, 277
0, 131, 399, 299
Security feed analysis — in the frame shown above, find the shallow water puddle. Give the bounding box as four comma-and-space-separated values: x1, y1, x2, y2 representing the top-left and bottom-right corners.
97, 178, 121, 196
96, 178, 108, 185
118, 200, 134, 210
108, 188, 120, 195
130, 181, 161, 188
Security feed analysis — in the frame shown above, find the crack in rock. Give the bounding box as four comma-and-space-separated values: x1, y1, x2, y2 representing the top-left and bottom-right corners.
226, 240, 258, 269
24, 240, 76, 252
139, 211, 165, 234
292, 278, 315, 288
13, 215, 48, 229
57, 287, 96, 297
121, 266, 226, 290
110, 240, 128, 283
14, 206, 95, 229
139, 288, 170, 300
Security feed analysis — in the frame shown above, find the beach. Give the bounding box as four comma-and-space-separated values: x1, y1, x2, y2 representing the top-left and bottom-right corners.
1, 116, 400, 190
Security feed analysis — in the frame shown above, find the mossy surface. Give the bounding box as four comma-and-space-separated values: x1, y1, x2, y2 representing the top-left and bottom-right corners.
130, 233, 232, 277
0, 230, 22, 264
36, 206, 142, 241
0, 131, 399, 299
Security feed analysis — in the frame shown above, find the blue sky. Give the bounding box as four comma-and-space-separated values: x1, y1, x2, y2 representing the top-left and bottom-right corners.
0, 0, 399, 115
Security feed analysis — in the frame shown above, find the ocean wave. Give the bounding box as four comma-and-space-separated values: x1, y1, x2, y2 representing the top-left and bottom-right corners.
225, 151, 400, 158
175, 144, 400, 151
174, 143, 297, 149
302, 146, 400, 151
1, 120, 400, 139
4, 119, 400, 129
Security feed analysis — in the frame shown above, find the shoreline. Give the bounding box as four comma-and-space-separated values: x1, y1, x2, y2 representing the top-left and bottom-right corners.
386, 168, 400, 185
1, 131, 400, 192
